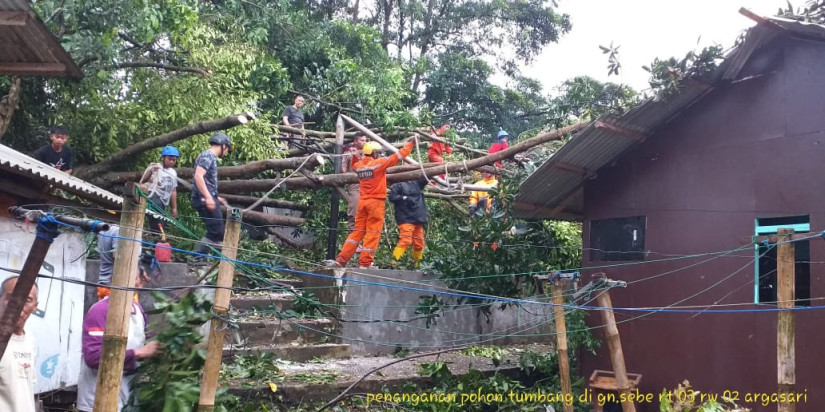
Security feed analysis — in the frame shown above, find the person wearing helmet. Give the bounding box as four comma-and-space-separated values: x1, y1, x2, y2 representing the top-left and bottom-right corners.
488, 129, 509, 168
192, 133, 233, 254
324, 138, 416, 269
139, 145, 180, 233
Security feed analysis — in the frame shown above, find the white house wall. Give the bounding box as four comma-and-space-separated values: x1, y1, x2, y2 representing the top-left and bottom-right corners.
0, 217, 86, 393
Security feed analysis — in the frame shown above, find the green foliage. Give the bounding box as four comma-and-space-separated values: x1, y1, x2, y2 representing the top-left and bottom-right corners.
462, 345, 510, 367
126, 292, 237, 412
221, 353, 282, 383
425, 170, 583, 309
286, 292, 324, 318
643, 45, 724, 101
777, 1, 825, 24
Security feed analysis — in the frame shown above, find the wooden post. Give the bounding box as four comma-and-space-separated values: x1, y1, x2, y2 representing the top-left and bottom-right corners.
596, 288, 636, 412
0, 214, 59, 357
339, 114, 451, 188
93, 188, 145, 412
198, 208, 242, 412
777, 228, 795, 412
551, 279, 574, 412
326, 116, 344, 259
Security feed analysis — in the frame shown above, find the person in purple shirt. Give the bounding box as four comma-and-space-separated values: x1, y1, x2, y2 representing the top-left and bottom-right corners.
76, 264, 159, 411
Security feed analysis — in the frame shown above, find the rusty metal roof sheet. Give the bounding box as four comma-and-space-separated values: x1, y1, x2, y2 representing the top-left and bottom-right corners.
0, 0, 82, 78
515, 15, 825, 221
0, 144, 121, 207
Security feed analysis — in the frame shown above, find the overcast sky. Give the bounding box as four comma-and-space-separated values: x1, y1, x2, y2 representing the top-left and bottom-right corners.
516, 0, 786, 95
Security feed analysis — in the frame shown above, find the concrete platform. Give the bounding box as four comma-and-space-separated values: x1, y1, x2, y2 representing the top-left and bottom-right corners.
223, 343, 351, 362
226, 317, 336, 345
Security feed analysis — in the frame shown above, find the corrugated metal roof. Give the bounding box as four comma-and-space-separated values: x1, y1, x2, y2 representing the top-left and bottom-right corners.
0, 144, 121, 208
0, 0, 82, 78
515, 15, 825, 221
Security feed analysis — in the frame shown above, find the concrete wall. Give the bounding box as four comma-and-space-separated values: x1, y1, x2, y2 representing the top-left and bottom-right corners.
334, 268, 554, 355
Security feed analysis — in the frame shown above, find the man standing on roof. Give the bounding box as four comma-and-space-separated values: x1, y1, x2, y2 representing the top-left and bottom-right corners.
389, 176, 429, 268
324, 138, 416, 269
428, 123, 452, 181
487, 129, 509, 168
0, 276, 38, 412
139, 146, 179, 233
341, 133, 368, 230
192, 133, 232, 254
34, 125, 73, 174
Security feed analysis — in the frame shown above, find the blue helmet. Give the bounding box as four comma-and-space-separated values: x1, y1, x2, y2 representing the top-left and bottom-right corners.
497, 129, 510, 140
160, 146, 180, 157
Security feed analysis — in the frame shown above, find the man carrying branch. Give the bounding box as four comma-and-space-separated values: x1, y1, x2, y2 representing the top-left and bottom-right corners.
324, 138, 415, 269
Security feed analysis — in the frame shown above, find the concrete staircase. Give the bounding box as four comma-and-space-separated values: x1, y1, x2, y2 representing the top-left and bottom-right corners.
222, 276, 352, 362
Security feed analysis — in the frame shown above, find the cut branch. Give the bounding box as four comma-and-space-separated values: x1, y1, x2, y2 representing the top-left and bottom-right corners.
219, 194, 307, 211
75, 112, 255, 179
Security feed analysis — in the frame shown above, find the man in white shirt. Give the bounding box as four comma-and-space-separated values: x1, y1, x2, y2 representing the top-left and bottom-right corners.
0, 276, 39, 412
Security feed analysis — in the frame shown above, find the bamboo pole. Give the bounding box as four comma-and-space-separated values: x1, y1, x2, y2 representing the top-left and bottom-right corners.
776, 228, 795, 412
93, 190, 145, 412
596, 288, 636, 412
551, 279, 574, 412
198, 208, 242, 411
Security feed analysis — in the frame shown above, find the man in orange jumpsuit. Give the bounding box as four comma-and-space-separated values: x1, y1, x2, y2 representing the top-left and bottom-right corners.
324, 138, 415, 268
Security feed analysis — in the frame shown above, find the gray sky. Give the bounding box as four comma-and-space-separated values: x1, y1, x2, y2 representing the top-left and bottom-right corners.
517, 0, 785, 95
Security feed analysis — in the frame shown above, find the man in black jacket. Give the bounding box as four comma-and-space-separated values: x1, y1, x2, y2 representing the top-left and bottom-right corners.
389, 177, 429, 268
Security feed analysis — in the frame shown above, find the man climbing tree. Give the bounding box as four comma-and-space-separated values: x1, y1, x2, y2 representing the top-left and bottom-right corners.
324, 138, 415, 269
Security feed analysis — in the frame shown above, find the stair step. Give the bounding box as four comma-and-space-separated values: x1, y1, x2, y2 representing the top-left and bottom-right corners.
231, 293, 294, 312
225, 318, 336, 345
223, 343, 351, 362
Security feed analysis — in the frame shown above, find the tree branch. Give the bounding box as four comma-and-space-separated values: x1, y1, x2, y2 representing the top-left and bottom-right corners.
75, 112, 255, 179
106, 62, 211, 77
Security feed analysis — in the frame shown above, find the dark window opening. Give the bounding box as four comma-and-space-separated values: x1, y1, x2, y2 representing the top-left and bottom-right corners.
755, 215, 810, 306
589, 216, 646, 262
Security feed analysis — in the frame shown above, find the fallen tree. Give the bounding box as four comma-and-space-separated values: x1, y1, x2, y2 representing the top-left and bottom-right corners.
214, 121, 588, 193
75, 112, 256, 179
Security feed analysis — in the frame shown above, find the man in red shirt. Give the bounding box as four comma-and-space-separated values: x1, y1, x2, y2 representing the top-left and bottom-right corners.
428, 123, 452, 180
488, 129, 509, 168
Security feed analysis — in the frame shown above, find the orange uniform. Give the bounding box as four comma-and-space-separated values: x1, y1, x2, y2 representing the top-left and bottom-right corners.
335, 141, 414, 267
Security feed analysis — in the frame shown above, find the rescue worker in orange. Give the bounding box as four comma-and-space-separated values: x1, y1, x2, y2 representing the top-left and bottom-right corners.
325, 138, 415, 268
469, 171, 500, 250
469, 171, 499, 216
428, 123, 452, 180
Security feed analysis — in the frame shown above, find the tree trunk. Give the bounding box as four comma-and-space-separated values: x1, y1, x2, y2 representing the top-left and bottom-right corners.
219, 194, 307, 211
95, 155, 322, 186
75, 112, 255, 179
0, 76, 22, 138
215, 121, 587, 193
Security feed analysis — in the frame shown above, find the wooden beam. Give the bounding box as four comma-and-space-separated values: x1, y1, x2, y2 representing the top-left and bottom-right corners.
776, 228, 796, 412
0, 11, 28, 26
551, 162, 589, 176
739, 8, 792, 35
0, 63, 67, 76
595, 120, 646, 141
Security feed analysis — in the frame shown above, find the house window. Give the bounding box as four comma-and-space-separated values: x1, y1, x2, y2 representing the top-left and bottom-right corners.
589, 216, 646, 262
755, 215, 810, 306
